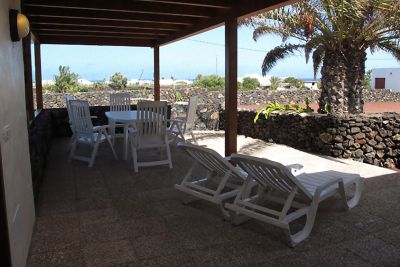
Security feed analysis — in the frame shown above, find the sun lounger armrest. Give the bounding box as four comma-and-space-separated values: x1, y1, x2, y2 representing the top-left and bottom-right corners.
286, 164, 304, 176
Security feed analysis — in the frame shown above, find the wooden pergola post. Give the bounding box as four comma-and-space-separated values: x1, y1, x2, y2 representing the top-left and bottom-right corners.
22, 33, 34, 123
33, 37, 43, 110
224, 18, 238, 156
154, 45, 160, 101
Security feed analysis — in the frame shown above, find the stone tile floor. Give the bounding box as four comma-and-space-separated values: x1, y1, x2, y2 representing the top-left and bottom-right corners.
27, 138, 400, 266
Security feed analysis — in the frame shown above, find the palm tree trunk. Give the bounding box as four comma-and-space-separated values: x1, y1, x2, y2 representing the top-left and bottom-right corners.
319, 48, 366, 115
345, 49, 366, 114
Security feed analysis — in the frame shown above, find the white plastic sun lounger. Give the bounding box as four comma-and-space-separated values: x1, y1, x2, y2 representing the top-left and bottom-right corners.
175, 142, 247, 219
225, 154, 363, 247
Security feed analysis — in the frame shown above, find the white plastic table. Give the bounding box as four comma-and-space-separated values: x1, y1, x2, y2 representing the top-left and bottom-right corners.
105, 111, 137, 160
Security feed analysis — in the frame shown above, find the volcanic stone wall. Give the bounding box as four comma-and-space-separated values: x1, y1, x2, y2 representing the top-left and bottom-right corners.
42, 88, 400, 109
220, 111, 400, 168
28, 110, 53, 203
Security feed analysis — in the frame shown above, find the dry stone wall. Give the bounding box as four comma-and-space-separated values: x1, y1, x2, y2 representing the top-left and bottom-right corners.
42, 88, 400, 109
43, 88, 400, 168
220, 111, 400, 169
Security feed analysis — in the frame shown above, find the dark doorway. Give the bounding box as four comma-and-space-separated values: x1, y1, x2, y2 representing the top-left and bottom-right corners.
0, 146, 12, 266
375, 78, 386, 89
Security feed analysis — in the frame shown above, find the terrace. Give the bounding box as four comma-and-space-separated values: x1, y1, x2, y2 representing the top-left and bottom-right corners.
1, 0, 400, 266
27, 136, 400, 266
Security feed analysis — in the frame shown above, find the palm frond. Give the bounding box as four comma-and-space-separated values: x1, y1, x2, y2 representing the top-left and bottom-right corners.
252, 25, 290, 42
378, 42, 400, 61
312, 46, 325, 79
261, 44, 305, 76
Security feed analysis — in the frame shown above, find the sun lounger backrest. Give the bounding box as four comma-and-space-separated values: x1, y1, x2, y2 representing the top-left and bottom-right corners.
231, 154, 312, 199
178, 143, 244, 181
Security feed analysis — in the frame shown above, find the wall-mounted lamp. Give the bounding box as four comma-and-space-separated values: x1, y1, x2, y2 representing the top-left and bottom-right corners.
9, 9, 30, 42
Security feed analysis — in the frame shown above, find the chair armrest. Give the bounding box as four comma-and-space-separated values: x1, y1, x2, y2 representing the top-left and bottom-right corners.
168, 118, 184, 128
169, 118, 184, 122
93, 125, 111, 132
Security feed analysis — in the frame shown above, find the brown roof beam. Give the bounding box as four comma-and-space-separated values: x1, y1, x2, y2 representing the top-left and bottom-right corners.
232, 0, 299, 18
39, 36, 154, 47
157, 0, 296, 46
29, 17, 182, 32
26, 6, 199, 25
134, 0, 232, 9
24, 0, 214, 18
38, 32, 159, 39
31, 24, 172, 35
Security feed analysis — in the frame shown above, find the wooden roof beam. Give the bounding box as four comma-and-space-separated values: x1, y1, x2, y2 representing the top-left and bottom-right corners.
24, 0, 215, 18
38, 32, 159, 39
26, 6, 199, 25
31, 24, 173, 35
39, 36, 154, 46
134, 0, 232, 9
29, 17, 183, 31
157, 0, 296, 46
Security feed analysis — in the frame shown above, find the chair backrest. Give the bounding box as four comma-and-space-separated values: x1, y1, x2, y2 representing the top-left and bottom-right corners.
69, 100, 95, 141
231, 154, 312, 199
184, 96, 198, 132
178, 142, 245, 181
110, 93, 131, 111
136, 101, 168, 138
65, 95, 75, 120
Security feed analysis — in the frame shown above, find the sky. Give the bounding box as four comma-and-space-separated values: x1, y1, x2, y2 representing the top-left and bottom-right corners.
38, 26, 400, 81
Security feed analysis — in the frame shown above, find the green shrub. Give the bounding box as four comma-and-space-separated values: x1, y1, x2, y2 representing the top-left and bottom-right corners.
242, 77, 260, 90
254, 101, 283, 123
109, 72, 128, 90
193, 74, 224, 91
283, 77, 305, 89
269, 76, 281, 90
93, 81, 108, 90
254, 98, 314, 123
54, 65, 80, 93
43, 84, 57, 92
175, 91, 183, 102
363, 70, 372, 90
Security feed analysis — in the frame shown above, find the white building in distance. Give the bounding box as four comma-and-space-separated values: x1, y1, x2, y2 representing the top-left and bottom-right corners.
371, 68, 400, 91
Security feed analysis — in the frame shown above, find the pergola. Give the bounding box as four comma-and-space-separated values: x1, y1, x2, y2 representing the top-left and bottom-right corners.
22, 0, 295, 156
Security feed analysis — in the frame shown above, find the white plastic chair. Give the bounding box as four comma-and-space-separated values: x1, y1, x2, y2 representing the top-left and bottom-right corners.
110, 93, 131, 111
65, 95, 76, 142
169, 95, 198, 144
175, 142, 247, 219
68, 100, 118, 167
128, 101, 172, 172
109, 93, 131, 141
225, 154, 363, 247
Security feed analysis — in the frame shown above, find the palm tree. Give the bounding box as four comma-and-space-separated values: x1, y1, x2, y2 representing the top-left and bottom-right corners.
242, 0, 400, 114
269, 76, 281, 90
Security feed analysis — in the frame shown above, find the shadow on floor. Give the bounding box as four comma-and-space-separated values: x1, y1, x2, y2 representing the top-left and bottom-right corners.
27, 138, 400, 266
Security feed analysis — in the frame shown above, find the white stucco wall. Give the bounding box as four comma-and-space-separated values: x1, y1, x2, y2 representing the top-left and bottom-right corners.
371, 68, 400, 91
0, 0, 36, 266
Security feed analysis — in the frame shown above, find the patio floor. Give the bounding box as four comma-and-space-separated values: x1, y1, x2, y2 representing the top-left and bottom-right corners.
27, 136, 400, 266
